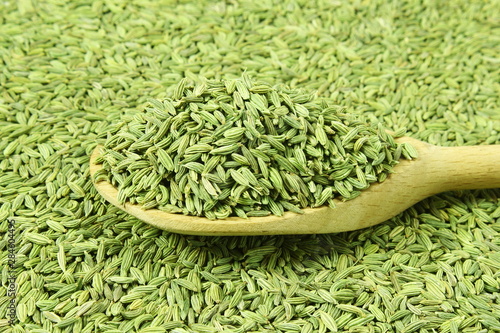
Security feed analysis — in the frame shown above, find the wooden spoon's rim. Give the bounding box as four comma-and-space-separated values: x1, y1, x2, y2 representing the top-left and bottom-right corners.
90, 137, 424, 235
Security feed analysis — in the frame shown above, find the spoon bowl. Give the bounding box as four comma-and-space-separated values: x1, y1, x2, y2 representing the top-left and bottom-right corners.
90, 137, 500, 235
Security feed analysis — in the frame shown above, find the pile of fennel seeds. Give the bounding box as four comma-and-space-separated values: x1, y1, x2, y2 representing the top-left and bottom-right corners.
95, 75, 415, 219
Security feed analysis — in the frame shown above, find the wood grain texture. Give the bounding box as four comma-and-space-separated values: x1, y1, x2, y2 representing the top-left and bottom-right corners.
89, 138, 500, 235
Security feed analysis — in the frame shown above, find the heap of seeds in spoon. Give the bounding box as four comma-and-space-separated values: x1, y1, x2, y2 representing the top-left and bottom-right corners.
94, 75, 416, 219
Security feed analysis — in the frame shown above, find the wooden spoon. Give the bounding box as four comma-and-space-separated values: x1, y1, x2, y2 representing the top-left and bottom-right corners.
90, 138, 500, 235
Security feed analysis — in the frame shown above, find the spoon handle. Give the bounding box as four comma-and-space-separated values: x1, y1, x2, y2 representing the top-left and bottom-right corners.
425, 144, 500, 192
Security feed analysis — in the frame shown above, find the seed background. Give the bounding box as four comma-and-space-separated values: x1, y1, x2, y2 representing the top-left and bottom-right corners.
0, 0, 499, 332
